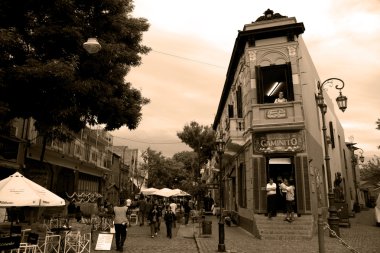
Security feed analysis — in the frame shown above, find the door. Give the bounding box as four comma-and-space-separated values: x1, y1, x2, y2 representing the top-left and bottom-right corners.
267, 157, 295, 213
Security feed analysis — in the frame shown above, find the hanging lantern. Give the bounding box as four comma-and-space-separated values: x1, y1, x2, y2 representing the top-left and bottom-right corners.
336, 92, 347, 112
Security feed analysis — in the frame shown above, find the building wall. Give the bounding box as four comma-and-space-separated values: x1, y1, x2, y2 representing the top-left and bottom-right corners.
212, 12, 354, 230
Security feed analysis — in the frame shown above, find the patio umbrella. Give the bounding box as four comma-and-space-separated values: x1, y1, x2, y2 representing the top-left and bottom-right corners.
140, 187, 159, 196
152, 188, 176, 198
0, 172, 65, 207
0, 172, 65, 236
172, 189, 191, 197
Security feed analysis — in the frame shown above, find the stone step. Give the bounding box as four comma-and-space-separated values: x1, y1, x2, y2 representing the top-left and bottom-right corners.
254, 214, 314, 240
260, 234, 313, 240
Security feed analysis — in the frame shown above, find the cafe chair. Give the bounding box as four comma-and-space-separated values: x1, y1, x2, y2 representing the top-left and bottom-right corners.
11, 243, 37, 253
21, 229, 32, 243
36, 234, 61, 253
63, 231, 81, 253
79, 233, 91, 253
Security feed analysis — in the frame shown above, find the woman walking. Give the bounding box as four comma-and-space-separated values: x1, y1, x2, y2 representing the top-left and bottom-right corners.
113, 199, 129, 251
148, 204, 161, 238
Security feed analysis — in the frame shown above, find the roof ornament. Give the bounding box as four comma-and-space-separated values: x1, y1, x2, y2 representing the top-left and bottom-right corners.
254, 9, 287, 22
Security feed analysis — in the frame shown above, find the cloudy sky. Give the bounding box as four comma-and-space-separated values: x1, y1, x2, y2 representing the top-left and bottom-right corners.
111, 0, 380, 160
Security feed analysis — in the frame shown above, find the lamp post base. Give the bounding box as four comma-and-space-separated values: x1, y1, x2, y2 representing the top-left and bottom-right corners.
328, 191, 340, 237
218, 221, 225, 252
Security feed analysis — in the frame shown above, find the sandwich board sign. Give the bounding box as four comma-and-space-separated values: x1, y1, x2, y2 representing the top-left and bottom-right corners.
95, 233, 113, 251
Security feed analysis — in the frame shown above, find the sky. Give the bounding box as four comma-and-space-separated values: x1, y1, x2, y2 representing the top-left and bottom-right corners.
111, 0, 380, 160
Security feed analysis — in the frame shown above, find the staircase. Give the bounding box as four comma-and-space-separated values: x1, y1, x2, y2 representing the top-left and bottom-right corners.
254, 213, 314, 240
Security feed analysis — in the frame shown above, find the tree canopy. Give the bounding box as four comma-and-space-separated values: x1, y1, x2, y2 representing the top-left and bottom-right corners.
177, 121, 216, 180
0, 0, 150, 139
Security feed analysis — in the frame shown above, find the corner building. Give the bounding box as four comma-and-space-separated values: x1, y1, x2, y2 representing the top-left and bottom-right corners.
212, 10, 353, 236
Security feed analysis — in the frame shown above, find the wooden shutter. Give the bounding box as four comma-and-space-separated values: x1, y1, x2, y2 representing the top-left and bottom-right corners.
253, 157, 266, 213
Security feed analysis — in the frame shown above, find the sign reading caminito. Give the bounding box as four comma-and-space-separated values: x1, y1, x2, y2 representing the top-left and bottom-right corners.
253, 132, 304, 153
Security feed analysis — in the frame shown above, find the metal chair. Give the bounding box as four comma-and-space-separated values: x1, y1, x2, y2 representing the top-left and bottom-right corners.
63, 231, 81, 253
36, 234, 61, 253
79, 233, 91, 253
11, 243, 37, 253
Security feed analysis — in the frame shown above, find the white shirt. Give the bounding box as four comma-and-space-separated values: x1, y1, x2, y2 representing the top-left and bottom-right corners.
266, 183, 277, 195
280, 183, 295, 201
169, 202, 177, 213
126, 199, 132, 207
114, 206, 129, 224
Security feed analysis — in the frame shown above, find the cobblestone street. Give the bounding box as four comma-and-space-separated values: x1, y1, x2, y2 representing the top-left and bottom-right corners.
92, 209, 380, 253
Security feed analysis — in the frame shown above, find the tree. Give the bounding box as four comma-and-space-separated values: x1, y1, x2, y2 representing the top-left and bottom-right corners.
0, 0, 150, 159
177, 121, 216, 181
141, 148, 183, 189
360, 157, 380, 190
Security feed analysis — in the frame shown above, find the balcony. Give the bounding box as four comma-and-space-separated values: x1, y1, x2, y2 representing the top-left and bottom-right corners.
225, 118, 245, 154
250, 101, 305, 133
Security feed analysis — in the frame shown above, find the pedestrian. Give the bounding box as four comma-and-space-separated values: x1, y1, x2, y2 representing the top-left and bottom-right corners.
278, 178, 288, 213
163, 205, 176, 238
280, 179, 296, 222
169, 200, 177, 228
148, 204, 160, 238
113, 199, 129, 251
138, 195, 147, 226
266, 178, 277, 218
75, 205, 82, 222
67, 199, 76, 219
183, 201, 192, 225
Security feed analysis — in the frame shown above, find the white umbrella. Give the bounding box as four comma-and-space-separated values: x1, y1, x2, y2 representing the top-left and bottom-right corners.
172, 188, 191, 197
152, 188, 176, 198
0, 172, 65, 207
140, 187, 159, 196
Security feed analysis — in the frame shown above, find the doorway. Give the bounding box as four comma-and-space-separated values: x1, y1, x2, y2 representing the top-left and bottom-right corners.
267, 157, 295, 213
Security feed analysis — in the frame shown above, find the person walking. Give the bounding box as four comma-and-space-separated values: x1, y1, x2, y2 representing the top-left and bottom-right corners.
169, 201, 177, 228
183, 201, 192, 225
148, 204, 160, 238
113, 199, 129, 251
280, 178, 296, 222
266, 178, 277, 218
163, 205, 175, 238
138, 195, 147, 226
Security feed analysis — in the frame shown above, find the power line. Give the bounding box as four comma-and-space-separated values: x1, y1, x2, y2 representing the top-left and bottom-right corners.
152, 49, 226, 69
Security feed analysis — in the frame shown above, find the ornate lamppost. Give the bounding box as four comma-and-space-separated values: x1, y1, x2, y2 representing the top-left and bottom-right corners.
216, 136, 226, 252
316, 78, 348, 239
83, 38, 101, 54
353, 148, 364, 212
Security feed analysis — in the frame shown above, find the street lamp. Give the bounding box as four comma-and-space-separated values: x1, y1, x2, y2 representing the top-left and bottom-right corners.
83, 38, 102, 54
316, 78, 347, 239
353, 148, 364, 212
216, 136, 226, 252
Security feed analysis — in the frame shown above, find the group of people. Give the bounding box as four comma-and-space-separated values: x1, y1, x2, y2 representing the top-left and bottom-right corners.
266, 177, 295, 222
111, 195, 192, 251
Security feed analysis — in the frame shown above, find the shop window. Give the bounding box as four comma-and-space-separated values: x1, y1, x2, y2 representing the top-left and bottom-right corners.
255, 63, 294, 104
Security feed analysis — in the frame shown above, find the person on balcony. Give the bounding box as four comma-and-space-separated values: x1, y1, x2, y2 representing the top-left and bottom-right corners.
274, 91, 287, 103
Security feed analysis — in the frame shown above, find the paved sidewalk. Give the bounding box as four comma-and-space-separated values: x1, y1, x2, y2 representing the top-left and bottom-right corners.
91, 209, 380, 252
193, 209, 380, 253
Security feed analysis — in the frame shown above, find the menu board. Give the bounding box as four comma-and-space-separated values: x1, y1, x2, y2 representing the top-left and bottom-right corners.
95, 233, 113, 251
